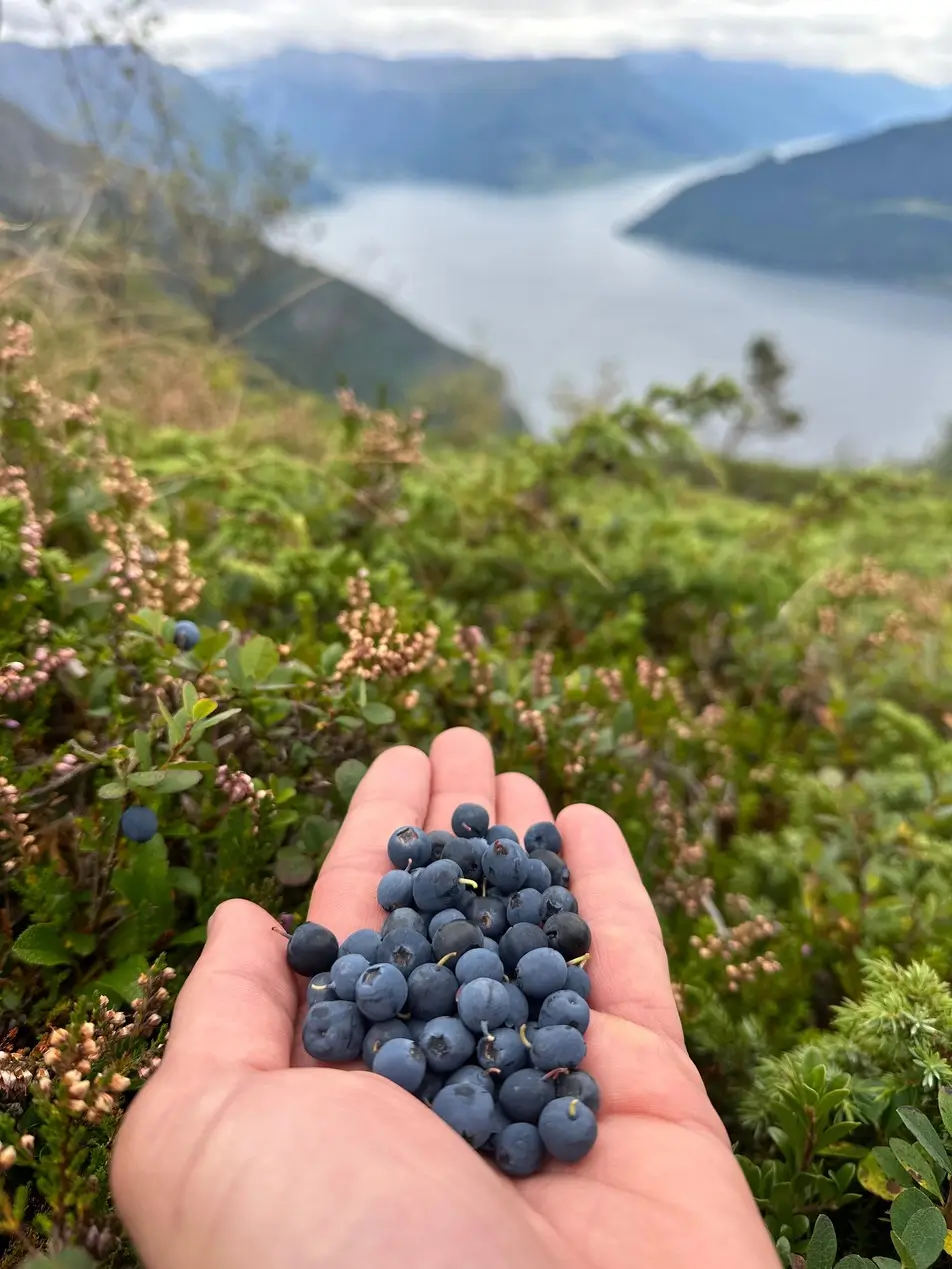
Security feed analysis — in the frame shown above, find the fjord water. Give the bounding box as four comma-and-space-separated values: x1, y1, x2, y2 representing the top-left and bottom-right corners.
273, 164, 952, 464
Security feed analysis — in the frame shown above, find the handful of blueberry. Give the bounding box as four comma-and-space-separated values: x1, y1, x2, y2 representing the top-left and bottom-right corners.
286, 804, 598, 1176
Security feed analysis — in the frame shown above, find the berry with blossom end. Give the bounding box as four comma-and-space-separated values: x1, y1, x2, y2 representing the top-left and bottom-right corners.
173, 620, 201, 652
120, 806, 158, 842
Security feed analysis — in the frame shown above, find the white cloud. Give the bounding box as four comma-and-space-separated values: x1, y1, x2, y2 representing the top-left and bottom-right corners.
4, 0, 952, 83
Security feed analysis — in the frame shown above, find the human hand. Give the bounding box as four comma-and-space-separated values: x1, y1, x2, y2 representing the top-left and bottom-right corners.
111, 728, 777, 1269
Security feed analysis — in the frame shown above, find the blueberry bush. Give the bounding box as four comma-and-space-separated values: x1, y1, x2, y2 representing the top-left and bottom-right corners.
4, 304, 952, 1266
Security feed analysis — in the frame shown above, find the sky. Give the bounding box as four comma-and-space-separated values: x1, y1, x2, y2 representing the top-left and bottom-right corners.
3, 0, 952, 84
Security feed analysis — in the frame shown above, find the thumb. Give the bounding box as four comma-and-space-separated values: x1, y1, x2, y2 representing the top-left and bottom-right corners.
162, 898, 298, 1075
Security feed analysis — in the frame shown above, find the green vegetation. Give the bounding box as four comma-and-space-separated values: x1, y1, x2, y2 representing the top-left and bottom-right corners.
4, 244, 952, 1262
628, 113, 952, 295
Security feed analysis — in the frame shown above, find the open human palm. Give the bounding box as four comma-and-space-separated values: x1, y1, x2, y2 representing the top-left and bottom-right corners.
112, 728, 777, 1269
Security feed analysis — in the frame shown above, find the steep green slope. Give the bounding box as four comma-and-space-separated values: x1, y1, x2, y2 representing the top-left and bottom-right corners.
627, 113, 952, 294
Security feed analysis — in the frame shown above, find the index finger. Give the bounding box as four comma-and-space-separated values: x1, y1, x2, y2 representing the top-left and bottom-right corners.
557, 803, 684, 1047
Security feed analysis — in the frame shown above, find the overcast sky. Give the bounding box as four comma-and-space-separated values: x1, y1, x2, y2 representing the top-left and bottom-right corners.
4, 0, 952, 84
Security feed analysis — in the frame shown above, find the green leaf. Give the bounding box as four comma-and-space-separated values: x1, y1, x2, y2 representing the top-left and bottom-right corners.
133, 730, 152, 770
897, 1108, 952, 1176
170, 925, 208, 947
321, 642, 344, 674
192, 698, 218, 721
362, 701, 396, 726
806, 1214, 837, 1269
155, 767, 203, 793
25, 1249, 97, 1268
836, 1259, 877, 1269
168, 866, 202, 898
112, 839, 173, 945
873, 1260, 902, 1269
891, 1187, 934, 1236
64, 931, 96, 957
334, 759, 367, 802
182, 681, 199, 715
899, 1208, 947, 1268
96, 954, 150, 1004
129, 770, 168, 788
240, 635, 279, 683
98, 780, 127, 800
890, 1140, 942, 1197
11, 923, 71, 967
274, 847, 316, 887
937, 1088, 952, 1141
336, 715, 363, 732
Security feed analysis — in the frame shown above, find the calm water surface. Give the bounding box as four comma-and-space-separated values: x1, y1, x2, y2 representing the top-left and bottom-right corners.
272, 165, 952, 464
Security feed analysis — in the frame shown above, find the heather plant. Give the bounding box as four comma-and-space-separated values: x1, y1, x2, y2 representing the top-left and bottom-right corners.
5, 308, 952, 1263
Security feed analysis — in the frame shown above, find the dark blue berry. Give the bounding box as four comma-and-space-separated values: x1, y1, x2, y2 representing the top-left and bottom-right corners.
387, 825, 432, 870
499, 922, 548, 971
419, 1016, 476, 1072
379, 929, 433, 977
539, 989, 590, 1033
565, 963, 592, 1001
427, 829, 456, 860
302, 1000, 365, 1062
482, 936, 500, 956
503, 981, 530, 1029
507, 888, 545, 927
470, 895, 508, 940
495, 1122, 544, 1176
431, 919, 483, 965
529, 1024, 587, 1072
330, 953, 371, 1001
486, 825, 519, 843
525, 857, 554, 893
377, 870, 415, 912
457, 978, 510, 1033
538, 1096, 598, 1162
306, 972, 337, 1006
476, 1027, 529, 1079
412, 859, 467, 912
287, 921, 339, 977
530, 849, 569, 888
441, 836, 486, 882
455, 948, 505, 986
451, 803, 490, 840
381, 907, 428, 938
354, 962, 409, 1021
516, 947, 568, 999
432, 1081, 496, 1147
543, 912, 591, 961
555, 1069, 601, 1113
540, 886, 578, 922
417, 1070, 445, 1106
362, 1018, 411, 1067
428, 908, 467, 939
120, 805, 158, 843
172, 619, 201, 651
340, 929, 383, 962
407, 962, 458, 1020
482, 838, 530, 893
372, 1037, 427, 1092
499, 1067, 557, 1123
524, 821, 562, 856
445, 1064, 495, 1095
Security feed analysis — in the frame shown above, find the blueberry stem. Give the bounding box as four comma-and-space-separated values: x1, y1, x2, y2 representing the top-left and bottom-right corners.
437, 953, 457, 967
543, 1066, 570, 1081
568, 1098, 580, 1120
459, 878, 479, 890
272, 926, 291, 941
567, 954, 591, 967
518, 1023, 533, 1049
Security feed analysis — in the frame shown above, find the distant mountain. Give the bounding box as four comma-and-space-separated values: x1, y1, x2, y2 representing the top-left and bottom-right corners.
205, 47, 952, 192
0, 42, 338, 207
626, 113, 952, 295
0, 96, 519, 426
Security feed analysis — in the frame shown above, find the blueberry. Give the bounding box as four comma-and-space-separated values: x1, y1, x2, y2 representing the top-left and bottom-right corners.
377, 870, 415, 912
362, 1018, 411, 1067
486, 825, 519, 843
516, 947, 568, 999
539, 989, 590, 1033
172, 619, 201, 652
417, 1070, 445, 1106
431, 919, 483, 966
469, 837, 491, 860
302, 1000, 365, 1062
456, 888, 478, 920
490, 1103, 513, 1142
330, 953, 371, 1001
431, 1081, 496, 1148
482, 839, 530, 893
482, 936, 500, 956
419, 1016, 476, 1073
524, 821, 562, 856
556, 1069, 601, 1113
457, 978, 511, 1033
406, 1017, 428, 1041
354, 962, 409, 1021
413, 859, 467, 912
499, 922, 548, 972
540, 886, 578, 922
455, 948, 506, 986
340, 929, 383, 962
120, 805, 158, 843
538, 1096, 598, 1162
379, 929, 433, 977
543, 912, 591, 961
428, 908, 468, 939
525, 857, 554, 893
565, 963, 592, 1001
441, 836, 487, 882
499, 1067, 557, 1123
306, 972, 337, 1006
495, 1122, 544, 1176
507, 888, 545, 927
407, 962, 458, 1019
381, 907, 428, 938
287, 921, 339, 977
451, 802, 490, 840
530, 849, 569, 888
387, 825, 432, 870
476, 1027, 529, 1079
445, 1064, 496, 1095
470, 895, 508, 940
372, 1037, 427, 1092
427, 829, 456, 860
529, 1024, 586, 1072
503, 981, 530, 1029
